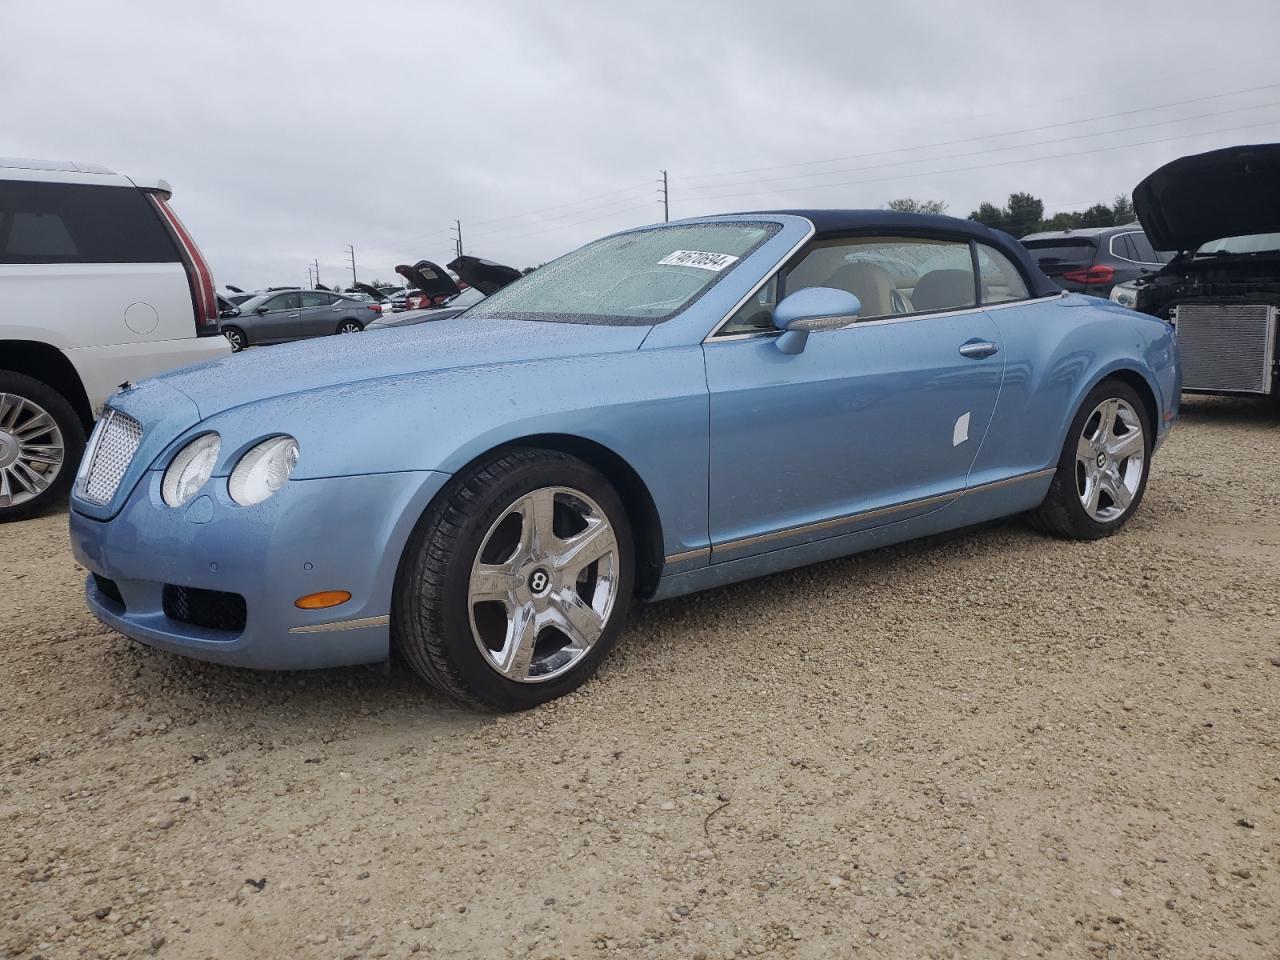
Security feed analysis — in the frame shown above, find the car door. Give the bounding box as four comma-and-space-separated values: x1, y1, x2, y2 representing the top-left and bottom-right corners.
703, 234, 1005, 562
298, 291, 339, 337
250, 292, 301, 342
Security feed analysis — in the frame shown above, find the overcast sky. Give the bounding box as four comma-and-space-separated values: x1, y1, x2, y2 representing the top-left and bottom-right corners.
4, 0, 1279, 290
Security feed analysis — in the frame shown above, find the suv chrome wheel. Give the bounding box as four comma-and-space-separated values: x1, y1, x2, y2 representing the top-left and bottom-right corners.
0, 393, 65, 508
467, 485, 620, 683
1076, 397, 1144, 522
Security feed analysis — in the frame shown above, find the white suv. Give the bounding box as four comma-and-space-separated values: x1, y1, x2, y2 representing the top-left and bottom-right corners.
0, 159, 230, 521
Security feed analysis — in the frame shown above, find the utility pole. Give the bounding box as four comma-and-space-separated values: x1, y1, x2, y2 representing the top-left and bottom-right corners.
450, 219, 463, 258
345, 244, 357, 286
659, 169, 669, 222
312, 259, 320, 289
306, 265, 314, 288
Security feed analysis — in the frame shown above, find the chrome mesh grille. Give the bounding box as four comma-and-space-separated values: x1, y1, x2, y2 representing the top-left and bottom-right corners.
76, 409, 143, 505
1172, 303, 1277, 394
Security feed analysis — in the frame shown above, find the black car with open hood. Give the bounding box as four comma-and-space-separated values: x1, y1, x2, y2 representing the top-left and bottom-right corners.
394, 260, 461, 302
1134, 143, 1280, 253
448, 255, 522, 295
1133, 143, 1280, 400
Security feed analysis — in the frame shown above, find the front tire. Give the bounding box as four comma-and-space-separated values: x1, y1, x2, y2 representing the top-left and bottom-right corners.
1029, 377, 1152, 540
0, 372, 86, 523
393, 448, 634, 711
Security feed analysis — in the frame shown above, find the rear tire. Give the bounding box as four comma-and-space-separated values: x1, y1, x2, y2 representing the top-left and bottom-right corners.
336, 320, 363, 335
1028, 377, 1152, 540
0, 372, 86, 523
393, 448, 634, 711
223, 326, 246, 352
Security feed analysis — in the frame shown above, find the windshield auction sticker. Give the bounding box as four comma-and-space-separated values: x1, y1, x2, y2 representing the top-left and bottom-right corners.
657, 250, 740, 271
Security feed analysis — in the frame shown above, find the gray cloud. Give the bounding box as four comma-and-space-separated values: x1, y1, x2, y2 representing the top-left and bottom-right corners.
3, 0, 1278, 289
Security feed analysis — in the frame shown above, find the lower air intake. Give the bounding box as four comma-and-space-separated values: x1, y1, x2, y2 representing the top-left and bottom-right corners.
162, 584, 247, 634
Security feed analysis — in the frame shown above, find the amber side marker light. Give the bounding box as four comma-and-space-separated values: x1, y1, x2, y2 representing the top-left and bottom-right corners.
295, 590, 352, 610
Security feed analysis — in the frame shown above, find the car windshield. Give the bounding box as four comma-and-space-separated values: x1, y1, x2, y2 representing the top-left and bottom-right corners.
464, 222, 780, 325
237, 294, 272, 311
1196, 232, 1280, 256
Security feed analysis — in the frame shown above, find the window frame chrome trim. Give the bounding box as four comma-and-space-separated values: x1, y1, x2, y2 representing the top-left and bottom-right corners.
703, 221, 816, 343
705, 229, 1065, 343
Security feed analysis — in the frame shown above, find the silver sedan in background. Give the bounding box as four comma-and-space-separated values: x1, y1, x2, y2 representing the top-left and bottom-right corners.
218, 290, 383, 352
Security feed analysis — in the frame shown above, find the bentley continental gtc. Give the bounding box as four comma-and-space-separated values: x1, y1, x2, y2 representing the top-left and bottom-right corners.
70, 211, 1180, 710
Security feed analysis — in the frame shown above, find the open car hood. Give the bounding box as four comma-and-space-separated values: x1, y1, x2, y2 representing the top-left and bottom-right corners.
351, 281, 391, 302
448, 255, 522, 295
394, 260, 461, 298
1134, 143, 1280, 252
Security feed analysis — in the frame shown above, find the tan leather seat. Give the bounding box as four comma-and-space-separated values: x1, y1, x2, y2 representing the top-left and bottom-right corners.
823, 262, 897, 319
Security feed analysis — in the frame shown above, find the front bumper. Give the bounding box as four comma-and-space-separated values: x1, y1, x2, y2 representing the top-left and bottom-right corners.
70, 469, 450, 669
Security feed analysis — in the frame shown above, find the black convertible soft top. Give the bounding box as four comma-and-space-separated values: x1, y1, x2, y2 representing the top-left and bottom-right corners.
751, 209, 1061, 299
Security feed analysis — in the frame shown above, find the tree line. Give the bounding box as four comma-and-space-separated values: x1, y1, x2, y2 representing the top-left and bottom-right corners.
886, 194, 1137, 238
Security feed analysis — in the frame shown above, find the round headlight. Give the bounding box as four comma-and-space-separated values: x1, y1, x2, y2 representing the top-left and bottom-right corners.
228, 436, 299, 506
162, 433, 221, 508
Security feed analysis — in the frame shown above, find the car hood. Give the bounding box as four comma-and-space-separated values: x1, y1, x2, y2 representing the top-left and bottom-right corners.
148, 316, 650, 418
448, 255, 522, 295
367, 306, 464, 328
1134, 143, 1280, 251
350, 281, 390, 302
394, 260, 460, 298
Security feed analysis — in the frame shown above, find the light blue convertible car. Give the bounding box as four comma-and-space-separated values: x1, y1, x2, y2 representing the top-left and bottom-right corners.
70, 211, 1180, 710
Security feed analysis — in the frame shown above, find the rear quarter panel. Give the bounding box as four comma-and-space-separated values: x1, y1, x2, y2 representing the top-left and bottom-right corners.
968, 294, 1178, 485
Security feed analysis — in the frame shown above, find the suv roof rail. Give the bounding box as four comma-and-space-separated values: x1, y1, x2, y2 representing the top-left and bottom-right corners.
0, 157, 117, 175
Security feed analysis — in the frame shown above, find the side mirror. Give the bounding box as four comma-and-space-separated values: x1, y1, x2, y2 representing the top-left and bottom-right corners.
772, 286, 861, 354
255, 306, 270, 315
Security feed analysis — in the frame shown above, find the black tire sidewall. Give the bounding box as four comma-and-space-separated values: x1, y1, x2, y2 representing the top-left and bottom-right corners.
0, 371, 86, 522
432, 456, 634, 710
1052, 378, 1153, 537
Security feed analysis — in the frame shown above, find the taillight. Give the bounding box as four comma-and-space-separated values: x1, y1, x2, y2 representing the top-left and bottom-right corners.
367, 305, 380, 314
148, 194, 220, 336
1063, 264, 1115, 285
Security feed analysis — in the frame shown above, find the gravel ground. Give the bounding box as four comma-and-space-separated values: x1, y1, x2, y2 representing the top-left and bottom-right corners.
2, 397, 1278, 960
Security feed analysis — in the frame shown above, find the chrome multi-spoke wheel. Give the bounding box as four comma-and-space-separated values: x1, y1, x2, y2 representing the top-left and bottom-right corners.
468, 485, 620, 682
223, 327, 245, 352
338, 321, 362, 334
394, 448, 634, 710
0, 392, 65, 509
1075, 397, 1145, 522
1030, 379, 1152, 540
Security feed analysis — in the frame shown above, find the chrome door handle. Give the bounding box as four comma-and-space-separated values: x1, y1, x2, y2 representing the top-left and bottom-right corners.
959, 339, 998, 359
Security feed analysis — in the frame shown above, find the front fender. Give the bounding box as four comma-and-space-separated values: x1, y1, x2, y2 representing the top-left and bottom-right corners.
192, 344, 713, 563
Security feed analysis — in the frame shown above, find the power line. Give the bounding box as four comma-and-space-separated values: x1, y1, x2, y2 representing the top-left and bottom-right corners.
463, 186, 658, 242
674, 98, 1280, 198
677, 79, 1280, 186
677, 115, 1280, 208
464, 180, 655, 230
469, 200, 658, 249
